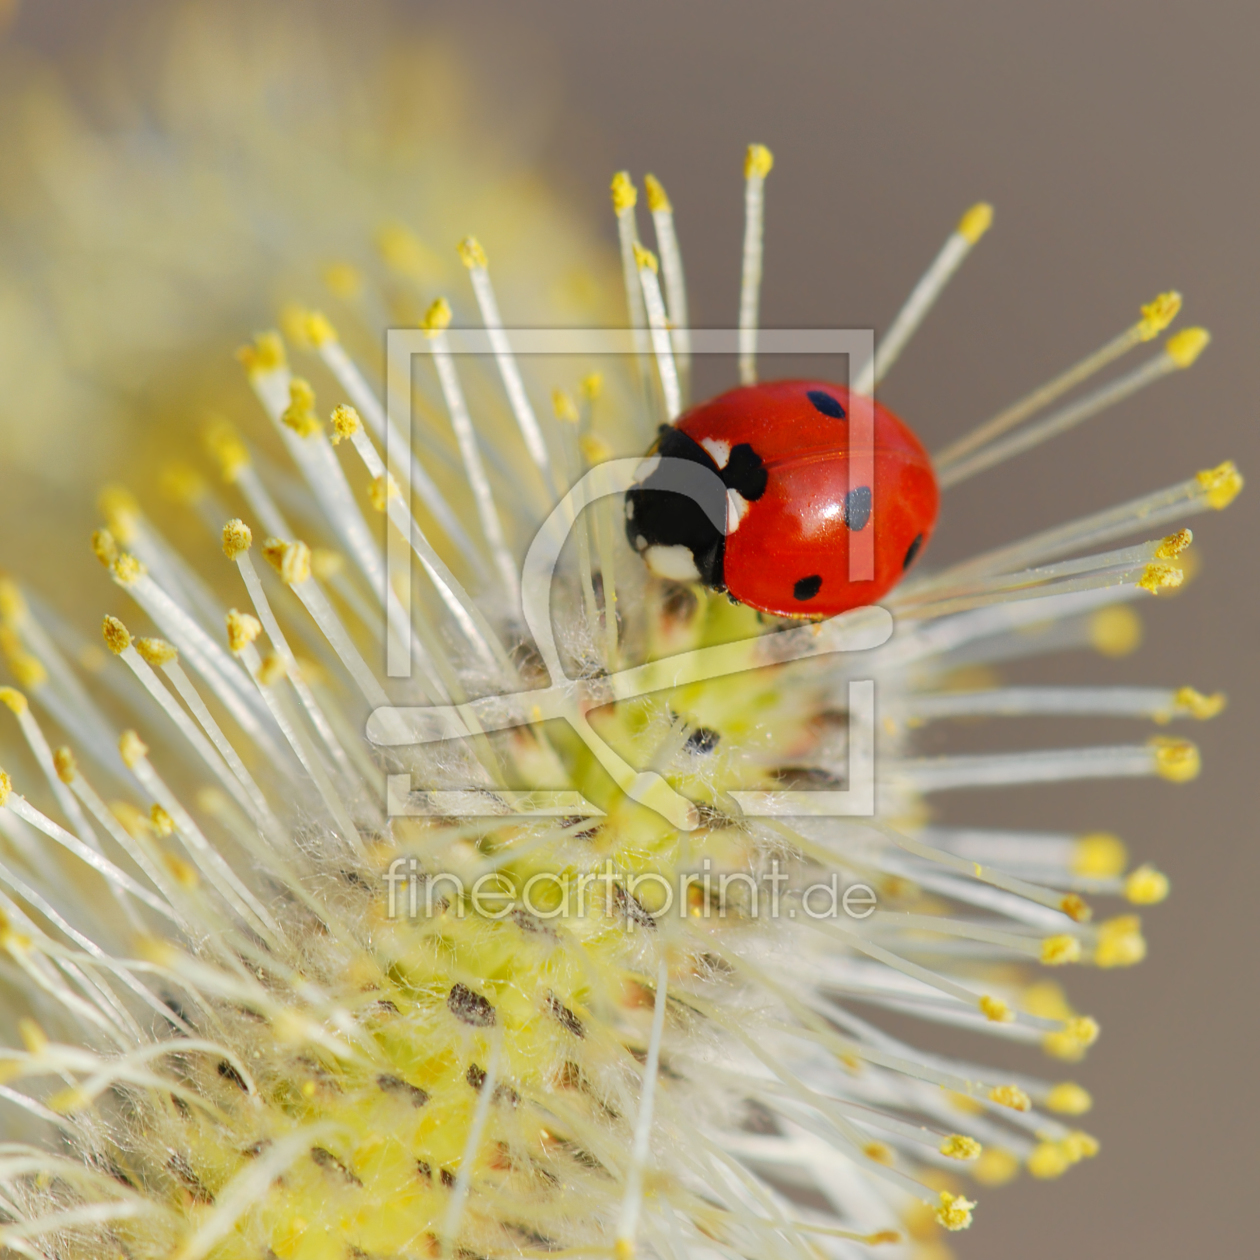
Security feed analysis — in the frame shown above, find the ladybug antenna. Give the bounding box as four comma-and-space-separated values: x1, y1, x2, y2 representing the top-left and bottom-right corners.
852, 201, 993, 396
738, 143, 775, 386
936, 324, 1210, 489
936, 290, 1184, 473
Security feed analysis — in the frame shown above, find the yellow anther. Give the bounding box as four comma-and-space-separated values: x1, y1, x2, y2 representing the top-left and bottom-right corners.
52, 747, 76, 785
580, 433, 614, 465
369, 474, 400, 513
111, 553, 146, 586
1137, 291, 1182, 340
744, 143, 774, 180
0, 687, 26, 715
280, 303, 313, 350
1058, 892, 1092, 923
163, 853, 199, 889
1155, 529, 1192, 559
1041, 935, 1081, 966
1060, 1016, 1100, 1050
1165, 326, 1210, 368
262, 538, 310, 584
1046, 1082, 1093, 1115
633, 241, 659, 273
956, 201, 994, 244
222, 519, 253, 561
863, 1141, 894, 1165
5, 650, 45, 691
282, 378, 321, 438
551, 389, 579, 424
1071, 832, 1127, 878
1062, 1131, 1099, 1161
98, 486, 140, 544
101, 616, 132, 656
377, 223, 441, 280
1195, 460, 1243, 509
972, 1147, 1020, 1186
0, 769, 10, 809
1149, 736, 1200, 782
580, 372, 603, 401
1138, 561, 1182, 593
18, 1018, 47, 1055
257, 653, 287, 687
987, 1084, 1031, 1112
1124, 864, 1170, 905
330, 404, 361, 443
0, 579, 26, 626
457, 236, 488, 269
204, 420, 251, 483
150, 804, 175, 837
933, 1190, 975, 1232
225, 610, 262, 654
644, 173, 672, 213
422, 296, 452, 337
1027, 1142, 1070, 1180
1094, 916, 1146, 968
110, 801, 152, 839
237, 331, 287, 377
135, 638, 177, 668
979, 995, 1014, 1023
614, 1239, 634, 1260
1088, 604, 1142, 657
939, 1135, 982, 1161
610, 171, 638, 215
300, 309, 336, 348
118, 730, 149, 769
1172, 686, 1226, 720
324, 262, 363, 300
159, 463, 206, 506
310, 549, 344, 581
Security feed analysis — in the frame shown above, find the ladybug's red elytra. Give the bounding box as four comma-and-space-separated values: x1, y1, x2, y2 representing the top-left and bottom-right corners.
625, 380, 939, 618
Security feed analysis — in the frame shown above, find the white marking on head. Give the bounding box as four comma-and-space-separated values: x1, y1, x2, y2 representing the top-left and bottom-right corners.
700, 438, 732, 469
644, 544, 701, 583
633, 534, 648, 551
726, 489, 750, 533
625, 497, 635, 520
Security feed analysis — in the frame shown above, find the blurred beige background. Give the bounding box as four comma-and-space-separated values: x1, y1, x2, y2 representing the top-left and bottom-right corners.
7, 1, 1257, 1256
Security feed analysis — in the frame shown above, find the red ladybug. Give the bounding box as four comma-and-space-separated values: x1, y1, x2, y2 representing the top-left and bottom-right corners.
625, 380, 939, 618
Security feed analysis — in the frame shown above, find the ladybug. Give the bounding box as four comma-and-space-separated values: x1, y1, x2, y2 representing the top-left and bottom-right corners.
624, 380, 939, 618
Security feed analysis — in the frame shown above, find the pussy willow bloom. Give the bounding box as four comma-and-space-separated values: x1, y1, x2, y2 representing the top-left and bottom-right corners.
0, 31, 1242, 1260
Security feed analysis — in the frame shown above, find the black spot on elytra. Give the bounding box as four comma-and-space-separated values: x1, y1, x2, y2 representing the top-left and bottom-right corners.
378, 1074, 429, 1107
793, 575, 822, 602
844, 486, 872, 531
806, 389, 846, 420
723, 442, 768, 502
903, 533, 924, 570
448, 982, 496, 1027
685, 726, 720, 754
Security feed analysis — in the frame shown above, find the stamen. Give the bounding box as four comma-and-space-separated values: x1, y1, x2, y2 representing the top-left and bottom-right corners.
615, 958, 669, 1260
635, 243, 682, 420
852, 202, 993, 395
935, 291, 1183, 469
938, 327, 1211, 488
298, 309, 488, 576
645, 173, 691, 404
421, 302, 523, 614
458, 237, 557, 497
738, 144, 774, 386
611, 172, 654, 405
